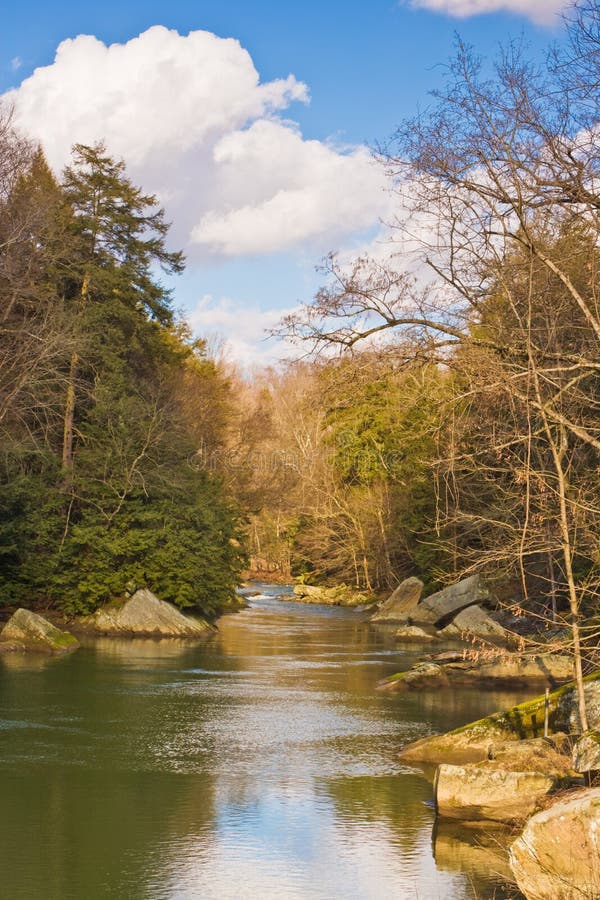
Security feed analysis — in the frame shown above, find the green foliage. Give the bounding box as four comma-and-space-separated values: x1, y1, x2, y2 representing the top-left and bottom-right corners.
0, 139, 243, 617
53, 479, 243, 617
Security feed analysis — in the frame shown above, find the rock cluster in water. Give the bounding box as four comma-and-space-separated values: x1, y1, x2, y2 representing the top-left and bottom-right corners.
370, 574, 518, 645
0, 589, 214, 655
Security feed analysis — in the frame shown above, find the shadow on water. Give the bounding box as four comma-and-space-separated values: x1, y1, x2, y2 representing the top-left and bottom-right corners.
0, 584, 528, 899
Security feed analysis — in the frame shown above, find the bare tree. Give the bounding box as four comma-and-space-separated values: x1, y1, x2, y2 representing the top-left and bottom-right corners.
280, 6, 600, 729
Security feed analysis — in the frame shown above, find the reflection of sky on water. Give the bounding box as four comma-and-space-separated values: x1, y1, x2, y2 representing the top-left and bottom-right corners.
0, 586, 528, 898
161, 777, 470, 900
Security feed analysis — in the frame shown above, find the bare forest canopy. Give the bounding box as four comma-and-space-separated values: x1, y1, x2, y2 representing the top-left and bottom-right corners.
254, 0, 600, 729
1, 1, 599, 719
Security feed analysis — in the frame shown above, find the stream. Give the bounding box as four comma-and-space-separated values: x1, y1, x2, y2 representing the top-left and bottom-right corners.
0, 584, 531, 899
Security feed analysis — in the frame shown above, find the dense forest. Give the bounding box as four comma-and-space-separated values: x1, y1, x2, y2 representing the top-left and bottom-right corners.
1, 1, 599, 706
0, 125, 244, 617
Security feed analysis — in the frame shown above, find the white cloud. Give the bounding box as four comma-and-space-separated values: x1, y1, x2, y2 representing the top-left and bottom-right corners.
10, 57, 22, 72
408, 0, 568, 25
192, 120, 389, 254
187, 294, 299, 368
4, 26, 388, 258
7, 27, 306, 169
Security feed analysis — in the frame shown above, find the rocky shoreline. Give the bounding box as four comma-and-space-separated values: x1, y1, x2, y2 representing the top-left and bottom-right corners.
0, 588, 216, 653
398, 674, 600, 898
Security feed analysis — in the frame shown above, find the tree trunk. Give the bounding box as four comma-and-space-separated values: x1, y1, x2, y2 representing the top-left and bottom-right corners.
61, 350, 78, 474
61, 272, 90, 477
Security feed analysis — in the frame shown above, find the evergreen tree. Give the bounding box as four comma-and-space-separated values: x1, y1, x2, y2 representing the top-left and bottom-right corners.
0, 136, 244, 616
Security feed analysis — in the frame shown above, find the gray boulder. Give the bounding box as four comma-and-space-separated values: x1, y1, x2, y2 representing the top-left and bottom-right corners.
371, 577, 423, 622
572, 732, 600, 774
77, 589, 213, 638
439, 604, 514, 644
510, 787, 600, 899
434, 763, 557, 824
556, 677, 600, 732
410, 574, 490, 627
0, 609, 79, 653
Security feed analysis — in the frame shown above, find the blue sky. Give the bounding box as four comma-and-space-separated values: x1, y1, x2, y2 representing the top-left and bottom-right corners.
1, 0, 569, 366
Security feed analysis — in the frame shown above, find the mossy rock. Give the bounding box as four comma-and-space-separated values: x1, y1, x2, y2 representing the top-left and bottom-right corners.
399, 671, 600, 765
0, 609, 79, 654
380, 653, 573, 692
293, 582, 374, 607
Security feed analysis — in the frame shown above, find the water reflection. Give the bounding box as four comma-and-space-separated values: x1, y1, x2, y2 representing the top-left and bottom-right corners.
433, 820, 517, 884
0, 584, 528, 898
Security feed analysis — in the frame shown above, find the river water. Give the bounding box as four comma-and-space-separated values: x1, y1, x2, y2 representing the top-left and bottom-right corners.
0, 585, 530, 899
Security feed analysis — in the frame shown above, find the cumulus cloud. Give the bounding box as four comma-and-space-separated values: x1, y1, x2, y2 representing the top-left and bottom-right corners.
5, 26, 389, 258
7, 27, 307, 169
192, 120, 388, 254
408, 0, 568, 25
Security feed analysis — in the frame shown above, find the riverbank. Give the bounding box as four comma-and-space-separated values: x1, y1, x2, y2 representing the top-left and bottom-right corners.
398, 673, 600, 898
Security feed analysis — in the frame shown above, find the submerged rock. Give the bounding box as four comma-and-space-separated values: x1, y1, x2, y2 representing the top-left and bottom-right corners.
0, 609, 79, 654
370, 577, 423, 623
509, 787, 600, 899
434, 763, 558, 824
394, 625, 437, 643
379, 662, 450, 691
76, 589, 213, 638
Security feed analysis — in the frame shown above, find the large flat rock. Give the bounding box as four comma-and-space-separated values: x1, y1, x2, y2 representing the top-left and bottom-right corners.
0, 609, 79, 654
77, 589, 213, 638
510, 787, 600, 899
409, 574, 490, 627
398, 672, 600, 766
381, 652, 573, 693
435, 763, 557, 824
